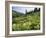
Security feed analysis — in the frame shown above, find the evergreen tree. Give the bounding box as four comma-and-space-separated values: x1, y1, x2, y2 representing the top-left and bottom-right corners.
34, 8, 37, 12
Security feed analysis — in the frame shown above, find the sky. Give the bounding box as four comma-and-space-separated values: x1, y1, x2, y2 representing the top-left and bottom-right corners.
12, 6, 35, 14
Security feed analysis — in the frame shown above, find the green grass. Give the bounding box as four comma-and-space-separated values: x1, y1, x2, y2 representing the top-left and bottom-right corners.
12, 12, 40, 31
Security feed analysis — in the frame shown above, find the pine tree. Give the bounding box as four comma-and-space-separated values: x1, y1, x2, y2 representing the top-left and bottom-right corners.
34, 8, 37, 12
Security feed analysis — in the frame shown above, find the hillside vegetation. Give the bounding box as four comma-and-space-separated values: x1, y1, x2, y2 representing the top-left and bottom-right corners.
12, 9, 40, 31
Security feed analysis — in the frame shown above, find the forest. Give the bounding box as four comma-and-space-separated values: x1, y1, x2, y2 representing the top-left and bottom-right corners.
12, 8, 40, 31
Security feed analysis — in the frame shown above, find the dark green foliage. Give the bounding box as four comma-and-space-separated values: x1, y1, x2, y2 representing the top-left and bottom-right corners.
34, 8, 40, 12
12, 10, 40, 31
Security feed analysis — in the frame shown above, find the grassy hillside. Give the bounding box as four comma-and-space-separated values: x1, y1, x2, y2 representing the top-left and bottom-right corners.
12, 10, 40, 31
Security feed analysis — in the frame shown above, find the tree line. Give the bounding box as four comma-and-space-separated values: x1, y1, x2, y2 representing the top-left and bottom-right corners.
25, 8, 40, 14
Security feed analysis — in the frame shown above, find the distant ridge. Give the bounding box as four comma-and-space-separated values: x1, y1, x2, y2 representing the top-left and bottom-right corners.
12, 10, 25, 15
